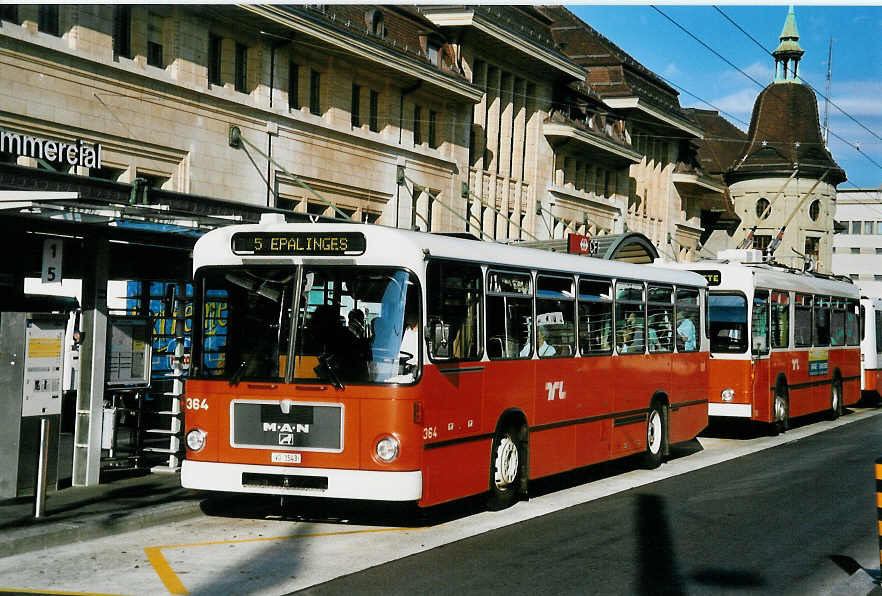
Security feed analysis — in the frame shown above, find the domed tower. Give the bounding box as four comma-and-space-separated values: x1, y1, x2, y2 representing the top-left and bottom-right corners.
724, 6, 846, 273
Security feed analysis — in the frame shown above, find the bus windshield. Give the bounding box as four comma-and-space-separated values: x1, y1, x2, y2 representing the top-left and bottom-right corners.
708, 292, 748, 353
196, 266, 420, 385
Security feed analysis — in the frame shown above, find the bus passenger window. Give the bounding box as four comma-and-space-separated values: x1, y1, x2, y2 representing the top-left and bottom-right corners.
647, 285, 673, 353
578, 278, 612, 355
830, 298, 846, 346
536, 274, 575, 358
770, 291, 789, 348
675, 287, 700, 352
752, 290, 769, 354
812, 295, 831, 347
486, 270, 532, 360
426, 261, 482, 362
847, 300, 861, 346
615, 281, 645, 354
794, 294, 812, 347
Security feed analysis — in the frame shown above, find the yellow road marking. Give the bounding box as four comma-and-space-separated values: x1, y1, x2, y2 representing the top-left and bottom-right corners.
145, 526, 419, 595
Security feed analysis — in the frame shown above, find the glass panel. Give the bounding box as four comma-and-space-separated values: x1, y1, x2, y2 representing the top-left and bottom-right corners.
616, 303, 645, 354
616, 281, 644, 302
648, 303, 674, 353
812, 295, 831, 346
486, 295, 532, 360
676, 288, 700, 352
876, 311, 882, 355
846, 299, 860, 346
830, 300, 845, 346
752, 290, 769, 354
426, 260, 481, 362
708, 293, 747, 353
579, 278, 612, 355
648, 285, 672, 303
770, 291, 790, 348
196, 267, 294, 381
794, 294, 812, 347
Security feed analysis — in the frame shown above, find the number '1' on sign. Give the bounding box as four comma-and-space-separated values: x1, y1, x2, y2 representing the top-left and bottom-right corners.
42, 238, 63, 284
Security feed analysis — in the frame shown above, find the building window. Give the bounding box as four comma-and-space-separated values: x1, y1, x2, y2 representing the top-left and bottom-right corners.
877, 221, 882, 234
367, 9, 384, 37
428, 110, 437, 148
288, 63, 299, 110
876, 248, 882, 255
413, 105, 422, 145
756, 198, 770, 219
208, 35, 222, 86
753, 235, 772, 252
427, 41, 441, 67
850, 274, 859, 280
369, 90, 379, 132
805, 236, 820, 262
310, 70, 321, 115
351, 84, 361, 128
850, 248, 860, 254
0, 6, 19, 24
865, 221, 875, 235
147, 13, 163, 68
808, 199, 820, 221
113, 6, 132, 59
38, 5, 59, 37
851, 221, 862, 234
875, 275, 882, 281
234, 43, 247, 93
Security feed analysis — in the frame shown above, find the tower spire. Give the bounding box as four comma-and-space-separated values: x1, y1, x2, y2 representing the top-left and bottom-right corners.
773, 5, 804, 82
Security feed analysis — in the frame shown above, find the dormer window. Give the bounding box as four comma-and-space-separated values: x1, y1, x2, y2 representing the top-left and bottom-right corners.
365, 9, 385, 38
427, 41, 441, 66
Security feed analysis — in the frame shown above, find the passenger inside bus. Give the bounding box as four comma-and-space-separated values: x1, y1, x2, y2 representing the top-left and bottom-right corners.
519, 324, 556, 358
618, 312, 645, 353
676, 310, 697, 351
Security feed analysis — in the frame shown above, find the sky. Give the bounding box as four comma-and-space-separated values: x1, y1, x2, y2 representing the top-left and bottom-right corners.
570, 4, 882, 190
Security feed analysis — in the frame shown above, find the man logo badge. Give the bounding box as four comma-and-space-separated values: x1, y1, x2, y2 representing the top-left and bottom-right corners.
278, 433, 294, 445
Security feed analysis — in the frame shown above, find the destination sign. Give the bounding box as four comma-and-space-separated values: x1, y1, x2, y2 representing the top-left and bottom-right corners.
695, 270, 722, 286
232, 232, 366, 256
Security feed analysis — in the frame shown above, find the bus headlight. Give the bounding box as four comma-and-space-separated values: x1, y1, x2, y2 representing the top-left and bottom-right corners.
186, 428, 206, 452
721, 388, 735, 402
375, 436, 400, 463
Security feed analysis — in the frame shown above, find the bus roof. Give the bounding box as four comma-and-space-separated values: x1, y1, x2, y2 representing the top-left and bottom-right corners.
193, 222, 707, 288
665, 260, 860, 299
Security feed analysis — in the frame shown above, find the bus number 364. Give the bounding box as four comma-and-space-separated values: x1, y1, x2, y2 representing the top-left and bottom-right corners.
186, 398, 209, 410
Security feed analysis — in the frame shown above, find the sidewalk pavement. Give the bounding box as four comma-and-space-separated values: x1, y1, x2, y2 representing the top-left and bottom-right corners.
0, 470, 205, 558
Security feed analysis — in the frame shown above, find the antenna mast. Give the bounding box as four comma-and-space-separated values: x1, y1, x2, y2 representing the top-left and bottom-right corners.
823, 37, 833, 145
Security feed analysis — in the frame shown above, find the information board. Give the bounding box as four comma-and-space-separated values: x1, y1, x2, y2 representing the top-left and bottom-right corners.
21, 316, 66, 417
105, 317, 151, 386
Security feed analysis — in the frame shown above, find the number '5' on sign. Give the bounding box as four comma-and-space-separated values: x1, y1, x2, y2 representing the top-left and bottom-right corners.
42, 238, 63, 284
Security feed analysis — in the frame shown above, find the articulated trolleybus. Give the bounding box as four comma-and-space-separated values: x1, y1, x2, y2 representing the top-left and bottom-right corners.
182, 215, 709, 508
676, 249, 861, 432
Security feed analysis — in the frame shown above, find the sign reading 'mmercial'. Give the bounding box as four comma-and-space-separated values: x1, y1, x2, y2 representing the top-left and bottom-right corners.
0, 128, 103, 168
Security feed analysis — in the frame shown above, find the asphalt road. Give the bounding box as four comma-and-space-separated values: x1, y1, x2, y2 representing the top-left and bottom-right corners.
297, 413, 882, 596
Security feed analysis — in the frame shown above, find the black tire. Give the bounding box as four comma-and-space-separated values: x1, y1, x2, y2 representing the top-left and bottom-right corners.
487, 423, 525, 510
642, 401, 667, 469
828, 377, 843, 421
770, 384, 789, 436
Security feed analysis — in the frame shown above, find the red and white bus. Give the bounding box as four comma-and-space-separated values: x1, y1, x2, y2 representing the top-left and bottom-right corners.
181, 215, 708, 508
675, 250, 861, 432
861, 297, 882, 401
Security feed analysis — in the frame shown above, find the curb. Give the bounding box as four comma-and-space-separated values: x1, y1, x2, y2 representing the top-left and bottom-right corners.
0, 499, 204, 559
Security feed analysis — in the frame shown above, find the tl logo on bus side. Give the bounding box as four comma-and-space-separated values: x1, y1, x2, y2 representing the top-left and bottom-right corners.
546, 381, 566, 401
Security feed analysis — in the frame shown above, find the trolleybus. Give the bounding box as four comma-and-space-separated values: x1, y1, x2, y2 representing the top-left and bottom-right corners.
861, 297, 882, 402
181, 215, 709, 508
677, 250, 861, 432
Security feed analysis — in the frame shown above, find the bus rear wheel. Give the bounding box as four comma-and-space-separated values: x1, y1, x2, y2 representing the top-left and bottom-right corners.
641, 401, 667, 469
828, 378, 843, 421
487, 423, 525, 510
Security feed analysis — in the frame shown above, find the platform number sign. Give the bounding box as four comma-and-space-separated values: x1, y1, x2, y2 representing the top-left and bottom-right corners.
41, 238, 63, 284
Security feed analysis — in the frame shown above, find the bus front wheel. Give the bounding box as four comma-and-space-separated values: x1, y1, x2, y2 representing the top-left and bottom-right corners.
487, 423, 526, 510
771, 386, 789, 435
828, 377, 843, 421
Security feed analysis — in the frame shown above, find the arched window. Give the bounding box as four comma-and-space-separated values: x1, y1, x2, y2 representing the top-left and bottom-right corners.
809, 199, 821, 221
365, 9, 384, 37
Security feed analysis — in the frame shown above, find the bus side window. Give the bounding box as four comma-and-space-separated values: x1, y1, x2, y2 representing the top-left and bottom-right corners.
536, 273, 575, 358
794, 294, 812, 347
578, 278, 612, 355
847, 300, 861, 346
751, 290, 769, 355
770, 291, 790, 349
615, 281, 645, 354
647, 285, 673, 353
426, 260, 482, 362
812, 295, 831, 347
486, 270, 532, 360
830, 298, 846, 346
675, 287, 700, 352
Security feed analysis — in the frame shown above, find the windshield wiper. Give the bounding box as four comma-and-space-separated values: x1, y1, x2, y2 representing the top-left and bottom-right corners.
314, 353, 345, 390
230, 360, 247, 386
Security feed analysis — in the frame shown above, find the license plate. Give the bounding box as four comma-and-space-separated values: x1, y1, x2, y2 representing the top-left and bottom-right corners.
271, 452, 301, 463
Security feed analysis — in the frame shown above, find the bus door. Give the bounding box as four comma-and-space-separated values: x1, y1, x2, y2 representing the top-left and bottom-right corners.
751, 290, 771, 419
421, 260, 486, 503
